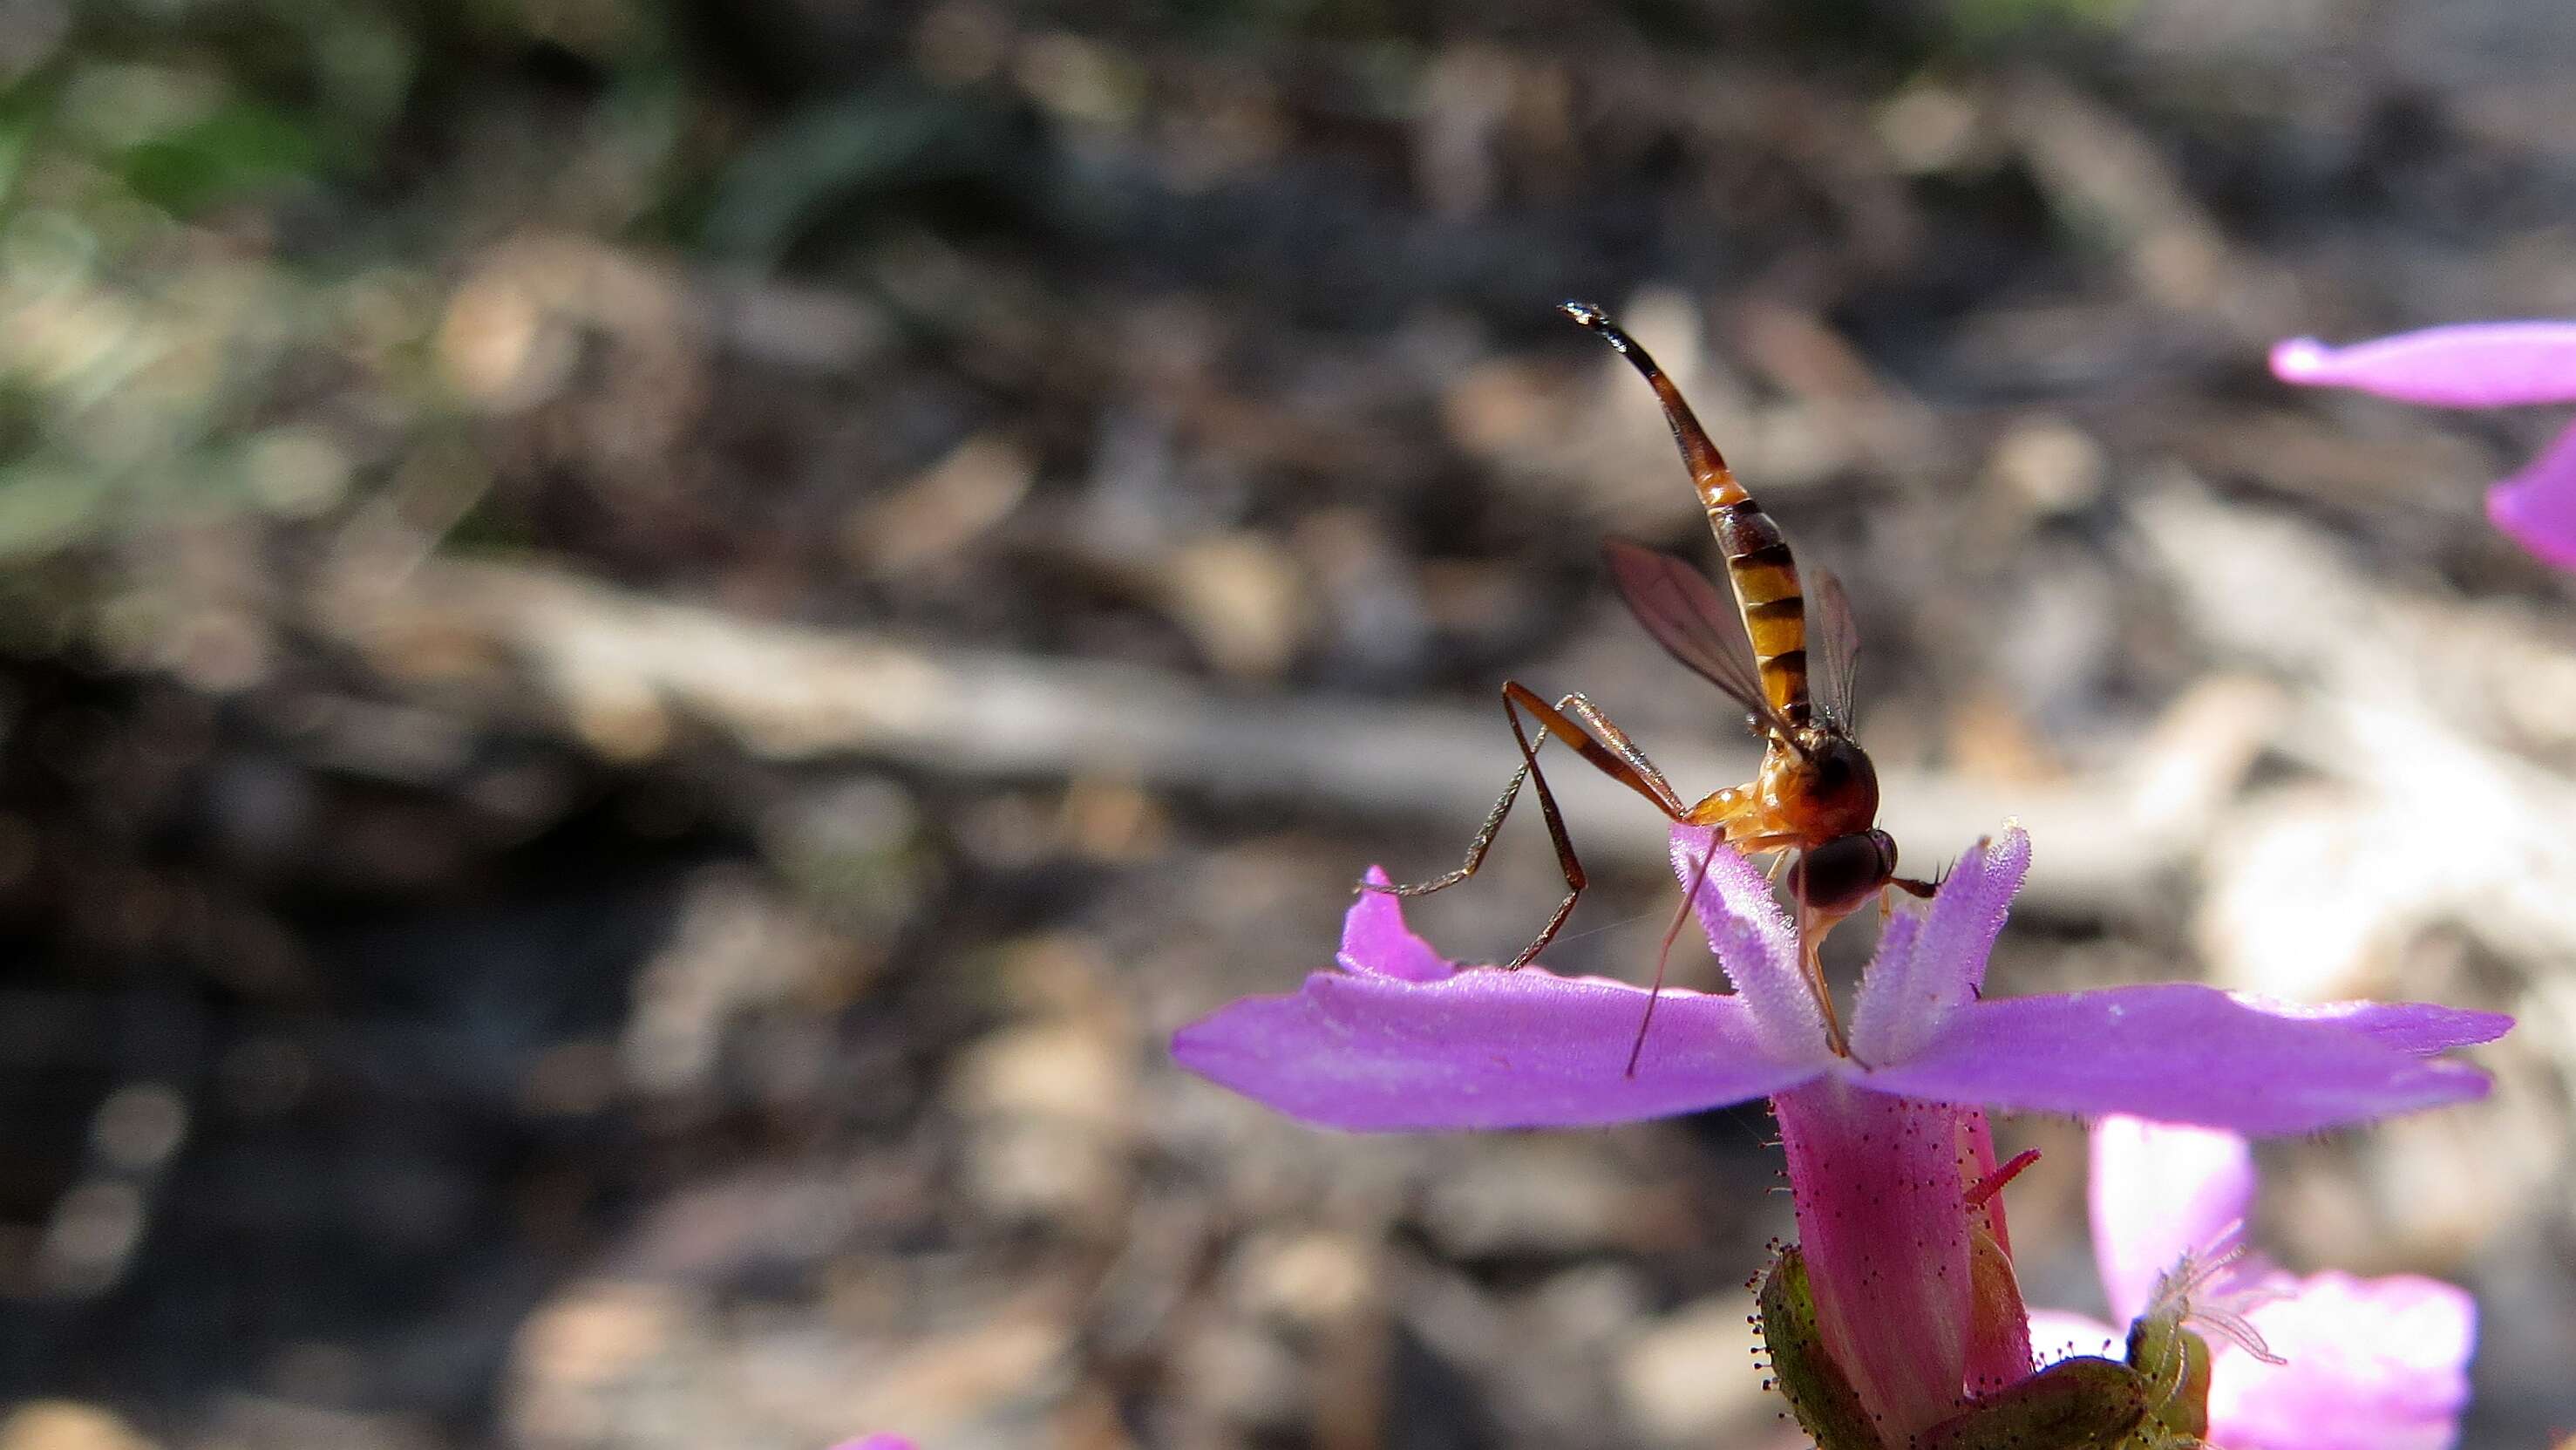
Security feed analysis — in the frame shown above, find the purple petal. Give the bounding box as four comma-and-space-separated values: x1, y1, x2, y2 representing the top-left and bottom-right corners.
1339, 868, 1458, 981
2272, 323, 2576, 406
1172, 968, 1824, 1131
2206, 1272, 2476, 1450
2224, 996, 2513, 1058
2089, 1115, 2256, 1324
2487, 416, 2576, 572
1672, 827, 1822, 1062
1861, 984, 2494, 1135
1850, 827, 2030, 1065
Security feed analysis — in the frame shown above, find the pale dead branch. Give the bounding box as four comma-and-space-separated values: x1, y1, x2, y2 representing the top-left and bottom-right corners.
313, 555, 2268, 915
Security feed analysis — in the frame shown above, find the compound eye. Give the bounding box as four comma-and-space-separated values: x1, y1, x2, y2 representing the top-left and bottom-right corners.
1788, 832, 1898, 916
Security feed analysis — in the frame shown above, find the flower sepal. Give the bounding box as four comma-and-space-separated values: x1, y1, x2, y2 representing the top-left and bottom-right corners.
1756, 1245, 1891, 1450
1763, 1229, 2191, 1450
1964, 1216, 2036, 1396
1916, 1356, 2152, 1450
2124, 1308, 2214, 1447
1915, 1268, 2222, 1450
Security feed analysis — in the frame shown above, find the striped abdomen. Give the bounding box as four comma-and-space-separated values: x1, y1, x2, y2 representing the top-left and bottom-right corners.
1700, 469, 1810, 725
1556, 299, 1811, 725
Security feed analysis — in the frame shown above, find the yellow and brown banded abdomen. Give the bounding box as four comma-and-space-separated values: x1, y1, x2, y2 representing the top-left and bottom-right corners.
1706, 490, 1810, 722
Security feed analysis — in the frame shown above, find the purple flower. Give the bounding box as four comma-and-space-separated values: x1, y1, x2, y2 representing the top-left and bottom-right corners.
2272, 323, 2576, 570
1173, 826, 2504, 1136
1173, 826, 2506, 1439
2028, 1115, 2477, 1450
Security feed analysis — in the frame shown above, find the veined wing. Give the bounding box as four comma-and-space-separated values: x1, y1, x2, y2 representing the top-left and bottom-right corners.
1601, 539, 1791, 737
1808, 563, 1861, 731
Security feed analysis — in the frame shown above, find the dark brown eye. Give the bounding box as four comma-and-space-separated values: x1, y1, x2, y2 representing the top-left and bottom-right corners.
1788, 830, 1898, 916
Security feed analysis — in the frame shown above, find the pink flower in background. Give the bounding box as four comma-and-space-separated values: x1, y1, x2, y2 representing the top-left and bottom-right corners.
2029, 1116, 2477, 1450
828, 1438, 916, 1450
1173, 826, 2508, 1440
2272, 323, 2576, 570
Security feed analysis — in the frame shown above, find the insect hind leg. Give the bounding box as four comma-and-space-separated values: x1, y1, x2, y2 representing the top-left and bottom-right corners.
1366, 755, 1533, 901
1366, 682, 1682, 970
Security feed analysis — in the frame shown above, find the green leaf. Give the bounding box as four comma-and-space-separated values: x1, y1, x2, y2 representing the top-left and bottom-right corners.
119, 101, 319, 216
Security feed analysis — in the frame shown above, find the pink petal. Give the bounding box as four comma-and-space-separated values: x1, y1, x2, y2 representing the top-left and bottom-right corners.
1773, 1078, 1974, 1440
2206, 1272, 2476, 1450
2487, 416, 2576, 572
2089, 1116, 2256, 1324
1172, 968, 1824, 1130
1340, 868, 1458, 981
1860, 984, 2494, 1135
1672, 827, 1822, 1061
1850, 828, 2030, 1065
830, 1439, 917, 1450
2272, 323, 2576, 406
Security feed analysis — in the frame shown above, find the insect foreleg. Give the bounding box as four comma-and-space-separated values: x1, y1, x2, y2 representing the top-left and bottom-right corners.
1627, 838, 1716, 1076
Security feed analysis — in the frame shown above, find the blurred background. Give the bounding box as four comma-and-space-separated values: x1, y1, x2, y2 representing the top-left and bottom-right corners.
0, 0, 2567, 1446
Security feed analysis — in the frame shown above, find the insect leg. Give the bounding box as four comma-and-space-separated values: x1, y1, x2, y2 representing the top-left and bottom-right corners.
1797, 896, 1857, 1059
1627, 835, 1716, 1076
1623, 827, 1805, 1077
1874, 870, 1942, 936
1370, 682, 1683, 970
1496, 688, 1585, 969
1557, 693, 1687, 814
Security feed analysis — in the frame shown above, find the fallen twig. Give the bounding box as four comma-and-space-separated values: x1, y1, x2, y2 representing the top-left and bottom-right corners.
313, 556, 2267, 914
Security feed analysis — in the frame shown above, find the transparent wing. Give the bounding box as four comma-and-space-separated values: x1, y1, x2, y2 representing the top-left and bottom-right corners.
1808, 563, 1861, 730
1601, 539, 1789, 735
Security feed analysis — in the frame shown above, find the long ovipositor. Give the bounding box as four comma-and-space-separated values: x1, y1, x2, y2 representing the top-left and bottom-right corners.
1559, 302, 1811, 725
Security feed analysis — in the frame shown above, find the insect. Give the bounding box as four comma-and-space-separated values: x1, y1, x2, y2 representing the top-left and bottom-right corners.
1372, 300, 1935, 1067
